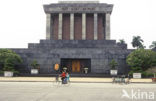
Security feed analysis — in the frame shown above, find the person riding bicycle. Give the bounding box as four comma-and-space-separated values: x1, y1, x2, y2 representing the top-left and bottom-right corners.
61, 72, 66, 84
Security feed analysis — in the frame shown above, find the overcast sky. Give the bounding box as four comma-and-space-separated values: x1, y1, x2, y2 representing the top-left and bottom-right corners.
0, 0, 155, 49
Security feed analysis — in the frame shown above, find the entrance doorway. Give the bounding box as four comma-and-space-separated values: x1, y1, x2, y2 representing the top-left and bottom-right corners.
72, 60, 80, 72
60, 58, 91, 73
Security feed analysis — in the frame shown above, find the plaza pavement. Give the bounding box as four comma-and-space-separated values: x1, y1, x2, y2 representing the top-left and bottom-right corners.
0, 77, 153, 83
0, 82, 156, 101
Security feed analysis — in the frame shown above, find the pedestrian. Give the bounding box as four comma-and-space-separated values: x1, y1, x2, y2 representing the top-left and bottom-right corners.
66, 72, 70, 82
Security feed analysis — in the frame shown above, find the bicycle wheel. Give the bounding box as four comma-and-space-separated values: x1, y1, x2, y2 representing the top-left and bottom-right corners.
64, 80, 71, 87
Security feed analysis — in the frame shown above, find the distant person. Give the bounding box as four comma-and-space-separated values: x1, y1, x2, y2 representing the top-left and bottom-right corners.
66, 72, 70, 82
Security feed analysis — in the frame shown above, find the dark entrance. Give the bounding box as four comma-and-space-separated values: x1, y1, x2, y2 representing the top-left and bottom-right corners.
60, 58, 91, 73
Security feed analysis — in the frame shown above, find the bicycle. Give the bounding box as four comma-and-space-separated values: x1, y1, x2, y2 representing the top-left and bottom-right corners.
61, 78, 71, 87
112, 77, 130, 84
112, 77, 122, 84
125, 78, 131, 84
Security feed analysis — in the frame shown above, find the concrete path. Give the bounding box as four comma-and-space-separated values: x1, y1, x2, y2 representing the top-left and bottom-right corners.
0, 77, 154, 83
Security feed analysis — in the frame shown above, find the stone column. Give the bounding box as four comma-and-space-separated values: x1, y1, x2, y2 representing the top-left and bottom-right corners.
94, 13, 98, 40
105, 13, 110, 40
82, 13, 86, 40
46, 14, 51, 39
58, 13, 63, 40
70, 13, 74, 40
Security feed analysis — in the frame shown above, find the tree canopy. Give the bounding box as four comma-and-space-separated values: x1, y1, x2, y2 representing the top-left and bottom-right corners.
0, 49, 22, 71
126, 49, 156, 72
118, 39, 126, 44
149, 41, 156, 49
131, 36, 145, 49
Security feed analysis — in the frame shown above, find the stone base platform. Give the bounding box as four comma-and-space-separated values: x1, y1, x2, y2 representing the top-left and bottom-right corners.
8, 40, 133, 74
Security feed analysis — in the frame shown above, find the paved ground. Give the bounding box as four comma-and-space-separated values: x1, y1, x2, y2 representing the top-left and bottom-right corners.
0, 77, 153, 83
0, 82, 156, 101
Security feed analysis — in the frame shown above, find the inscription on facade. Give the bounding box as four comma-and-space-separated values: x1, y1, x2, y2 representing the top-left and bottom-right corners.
61, 7, 96, 11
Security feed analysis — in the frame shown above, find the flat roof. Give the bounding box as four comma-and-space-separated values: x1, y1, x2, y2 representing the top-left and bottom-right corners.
43, 1, 113, 14
58, 0, 99, 3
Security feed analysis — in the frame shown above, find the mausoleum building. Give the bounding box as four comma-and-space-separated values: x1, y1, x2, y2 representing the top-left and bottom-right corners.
11, 1, 132, 74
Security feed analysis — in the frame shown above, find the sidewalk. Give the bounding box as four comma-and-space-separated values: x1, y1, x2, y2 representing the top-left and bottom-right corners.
0, 77, 154, 83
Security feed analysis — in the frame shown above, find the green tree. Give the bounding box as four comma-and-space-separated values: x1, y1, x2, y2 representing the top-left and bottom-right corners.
131, 36, 145, 49
109, 59, 118, 69
31, 60, 40, 69
0, 49, 22, 71
149, 41, 156, 49
3, 58, 15, 71
118, 39, 126, 44
126, 49, 156, 72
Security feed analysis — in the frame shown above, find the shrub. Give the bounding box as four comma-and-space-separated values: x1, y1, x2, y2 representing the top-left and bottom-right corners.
31, 60, 40, 69
128, 71, 153, 78
109, 59, 118, 69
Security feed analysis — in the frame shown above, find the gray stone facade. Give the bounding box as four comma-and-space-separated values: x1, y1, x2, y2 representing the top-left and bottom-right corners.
10, 40, 132, 74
